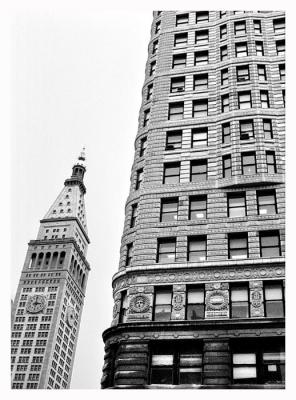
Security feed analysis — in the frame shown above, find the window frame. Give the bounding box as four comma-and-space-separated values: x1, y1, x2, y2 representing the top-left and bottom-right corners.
191, 127, 208, 148
230, 283, 250, 319
187, 235, 207, 262
195, 29, 209, 45
234, 20, 247, 36
236, 65, 250, 82
228, 233, 248, 259
160, 198, 179, 222
228, 192, 246, 218
259, 231, 281, 258
166, 130, 182, 150
125, 243, 133, 266
222, 122, 231, 144
266, 151, 277, 174
221, 94, 230, 113
163, 162, 180, 184
172, 53, 187, 68
255, 41, 264, 56
221, 68, 229, 85
135, 168, 143, 190
257, 64, 267, 81
241, 152, 257, 175
153, 287, 172, 322
193, 73, 208, 90
263, 119, 273, 140
157, 239, 176, 264
186, 286, 205, 320
240, 119, 254, 140
168, 102, 184, 120
192, 99, 208, 117
190, 160, 208, 182
235, 42, 248, 57
139, 136, 147, 157
194, 50, 209, 65
170, 76, 185, 93
176, 13, 189, 26
263, 281, 285, 318
174, 32, 188, 47
257, 190, 277, 215
189, 195, 207, 220
238, 91, 252, 109
220, 45, 228, 61
223, 154, 232, 178
130, 204, 138, 228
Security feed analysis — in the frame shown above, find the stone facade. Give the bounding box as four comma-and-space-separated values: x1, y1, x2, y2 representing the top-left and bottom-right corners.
102, 11, 285, 389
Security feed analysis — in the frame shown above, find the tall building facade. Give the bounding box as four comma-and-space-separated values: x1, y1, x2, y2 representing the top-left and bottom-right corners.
102, 11, 285, 388
11, 150, 90, 389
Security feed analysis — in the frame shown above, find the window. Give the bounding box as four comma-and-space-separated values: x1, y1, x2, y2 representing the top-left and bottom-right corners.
119, 291, 128, 323
150, 342, 203, 385
240, 119, 254, 139
163, 162, 180, 184
193, 99, 208, 117
220, 24, 227, 39
266, 151, 276, 173
153, 288, 172, 321
257, 65, 267, 81
221, 68, 229, 85
228, 193, 246, 217
236, 65, 250, 82
196, 11, 209, 23
192, 127, 208, 147
143, 109, 150, 126
257, 190, 277, 215
282, 90, 285, 106
157, 239, 176, 263
220, 11, 227, 18
139, 137, 147, 157
189, 195, 207, 219
253, 19, 262, 34
187, 236, 206, 261
238, 91, 252, 109
279, 64, 285, 80
195, 30, 209, 45
263, 119, 273, 139
194, 73, 208, 90
176, 13, 189, 26
168, 102, 184, 120
125, 243, 133, 266
264, 282, 284, 317
160, 198, 178, 222
273, 18, 285, 34
130, 204, 138, 228
150, 61, 156, 76
223, 155, 232, 178
170, 76, 185, 93
242, 152, 256, 175
152, 40, 158, 54
155, 21, 161, 34
235, 42, 248, 57
166, 130, 182, 150
190, 160, 207, 181
221, 94, 229, 112
232, 352, 257, 383
187, 287, 205, 319
230, 284, 249, 318
222, 123, 231, 144
135, 168, 143, 190
235, 20, 246, 35
174, 33, 188, 47
276, 40, 285, 55
194, 51, 208, 65
255, 41, 264, 56
220, 45, 228, 61
228, 233, 248, 259
260, 231, 281, 257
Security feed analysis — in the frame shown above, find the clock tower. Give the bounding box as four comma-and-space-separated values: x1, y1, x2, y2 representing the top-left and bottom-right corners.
11, 149, 90, 389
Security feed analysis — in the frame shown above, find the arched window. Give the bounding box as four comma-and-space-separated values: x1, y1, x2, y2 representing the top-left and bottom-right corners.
81, 273, 86, 288
45, 252, 51, 267
58, 251, 66, 267
29, 253, 36, 269
51, 252, 58, 268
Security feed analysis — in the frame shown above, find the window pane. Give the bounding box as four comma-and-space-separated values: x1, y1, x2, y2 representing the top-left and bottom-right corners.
159, 253, 176, 262
231, 287, 248, 301
152, 354, 173, 366
189, 252, 206, 261
229, 207, 245, 217
151, 368, 173, 384
187, 304, 204, 320
155, 291, 172, 304
232, 303, 249, 318
229, 197, 245, 207
165, 176, 179, 184
262, 247, 280, 257
159, 242, 175, 253
233, 367, 257, 379
180, 354, 202, 366
259, 204, 276, 215
179, 368, 202, 384
191, 210, 206, 219
166, 167, 180, 176
230, 249, 247, 259
265, 301, 284, 317
230, 238, 247, 249
162, 202, 177, 213
189, 240, 206, 251
188, 289, 204, 303
265, 285, 282, 300
154, 305, 171, 321
263, 352, 285, 362
233, 353, 256, 364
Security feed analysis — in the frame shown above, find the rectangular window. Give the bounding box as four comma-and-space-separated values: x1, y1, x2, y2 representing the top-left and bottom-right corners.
260, 231, 281, 257
130, 204, 138, 228
220, 45, 228, 61
238, 91, 252, 109
192, 127, 208, 147
139, 137, 147, 157
228, 193, 246, 217
161, 198, 178, 222
273, 18, 285, 34
168, 102, 184, 120
222, 123, 231, 144
193, 99, 208, 117
282, 90, 285, 106
266, 151, 276, 173
152, 40, 158, 54
170, 76, 185, 93
193, 73, 208, 90
157, 239, 176, 264
195, 29, 209, 45
155, 21, 161, 34
163, 162, 180, 184
150, 61, 156, 76
143, 109, 150, 126
258, 65, 267, 81
235, 20, 246, 35
230, 284, 249, 318
264, 281, 284, 317
242, 152, 256, 175
253, 19, 262, 34
228, 233, 248, 259
166, 130, 182, 150
263, 119, 273, 140
279, 64, 285, 80
221, 94, 230, 112
154, 287, 172, 321
135, 169, 143, 190
223, 154, 232, 178
176, 13, 189, 26
196, 11, 209, 23
257, 190, 277, 215
255, 41, 264, 56
174, 33, 188, 47
276, 40, 285, 55
125, 243, 133, 266
220, 24, 227, 39
150, 351, 174, 384
189, 195, 207, 219
236, 65, 249, 82
235, 42, 248, 57
172, 53, 187, 68
147, 84, 153, 100
194, 51, 208, 65
221, 68, 229, 85
240, 119, 254, 139
190, 160, 207, 181
187, 286, 205, 319
233, 352, 257, 383
187, 236, 207, 262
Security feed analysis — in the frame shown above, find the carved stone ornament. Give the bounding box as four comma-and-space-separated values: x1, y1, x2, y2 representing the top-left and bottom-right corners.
206, 290, 228, 311
113, 300, 121, 318
172, 293, 184, 311
251, 290, 262, 308
129, 294, 150, 313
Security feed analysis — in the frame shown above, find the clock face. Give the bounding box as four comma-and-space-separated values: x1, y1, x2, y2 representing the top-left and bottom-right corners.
66, 306, 75, 327
26, 294, 47, 314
